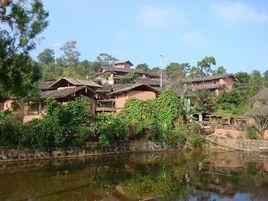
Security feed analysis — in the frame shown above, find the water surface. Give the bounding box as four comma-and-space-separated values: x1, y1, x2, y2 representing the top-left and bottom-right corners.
0, 151, 268, 201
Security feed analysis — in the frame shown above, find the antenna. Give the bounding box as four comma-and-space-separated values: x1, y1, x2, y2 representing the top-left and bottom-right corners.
160, 55, 164, 88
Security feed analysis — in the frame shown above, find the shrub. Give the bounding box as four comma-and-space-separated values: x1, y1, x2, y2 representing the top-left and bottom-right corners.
26, 97, 93, 151
89, 114, 127, 144
166, 122, 205, 149
247, 126, 259, 140
0, 111, 22, 148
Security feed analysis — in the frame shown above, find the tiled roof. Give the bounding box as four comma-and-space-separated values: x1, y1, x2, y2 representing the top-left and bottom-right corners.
180, 74, 234, 83
60, 77, 102, 88
114, 60, 133, 66
109, 84, 159, 96
39, 81, 56, 90
40, 86, 93, 99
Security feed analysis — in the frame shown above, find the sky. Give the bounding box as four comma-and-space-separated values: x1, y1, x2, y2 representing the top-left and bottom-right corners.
32, 0, 268, 73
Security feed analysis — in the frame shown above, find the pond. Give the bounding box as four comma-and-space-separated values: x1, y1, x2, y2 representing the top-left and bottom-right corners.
0, 151, 268, 201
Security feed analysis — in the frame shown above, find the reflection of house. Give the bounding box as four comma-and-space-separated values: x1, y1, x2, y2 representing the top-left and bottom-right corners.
180, 74, 235, 95
95, 60, 160, 88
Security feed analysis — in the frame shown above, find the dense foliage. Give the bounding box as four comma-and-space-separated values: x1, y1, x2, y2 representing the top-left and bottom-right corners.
118, 90, 183, 140
0, 91, 205, 151
0, 0, 48, 101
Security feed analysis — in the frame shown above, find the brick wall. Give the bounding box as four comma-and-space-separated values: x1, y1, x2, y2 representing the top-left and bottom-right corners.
114, 90, 156, 112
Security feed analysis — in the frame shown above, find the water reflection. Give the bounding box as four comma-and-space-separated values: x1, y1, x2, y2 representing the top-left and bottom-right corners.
0, 151, 268, 201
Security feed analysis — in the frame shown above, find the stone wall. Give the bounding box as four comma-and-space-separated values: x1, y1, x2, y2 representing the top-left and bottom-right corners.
0, 141, 176, 162
208, 138, 268, 152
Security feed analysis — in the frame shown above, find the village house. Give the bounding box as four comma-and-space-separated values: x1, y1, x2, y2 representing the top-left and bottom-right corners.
95, 60, 161, 88
22, 77, 103, 122
96, 84, 159, 113
0, 76, 160, 122
180, 74, 235, 95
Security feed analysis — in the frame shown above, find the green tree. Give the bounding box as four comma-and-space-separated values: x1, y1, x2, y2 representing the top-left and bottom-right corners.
96, 53, 117, 65
235, 72, 250, 84
60, 41, 81, 66
37, 48, 55, 64
213, 66, 227, 75
136, 63, 149, 72
150, 67, 160, 73
120, 72, 138, 84
166, 62, 190, 79
247, 70, 263, 96
190, 56, 216, 77
194, 90, 216, 113
0, 0, 49, 101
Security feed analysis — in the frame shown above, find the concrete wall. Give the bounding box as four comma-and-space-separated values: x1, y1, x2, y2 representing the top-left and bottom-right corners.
114, 90, 156, 112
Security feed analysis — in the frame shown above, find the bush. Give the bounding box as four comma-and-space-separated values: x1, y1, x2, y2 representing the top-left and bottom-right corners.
25, 97, 93, 151
166, 122, 205, 149
0, 111, 23, 148
247, 126, 259, 140
89, 114, 127, 144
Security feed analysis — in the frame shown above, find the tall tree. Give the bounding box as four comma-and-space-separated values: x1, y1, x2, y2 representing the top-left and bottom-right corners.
60, 41, 80, 66
0, 0, 49, 101
166, 62, 190, 79
37, 48, 55, 64
190, 56, 216, 77
96, 53, 117, 65
213, 66, 227, 75
136, 63, 149, 72
150, 67, 160, 73
247, 70, 263, 96
235, 72, 250, 84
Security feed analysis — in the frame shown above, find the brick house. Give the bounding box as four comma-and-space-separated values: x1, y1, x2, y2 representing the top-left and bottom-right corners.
95, 60, 161, 88
96, 84, 159, 113
180, 74, 235, 95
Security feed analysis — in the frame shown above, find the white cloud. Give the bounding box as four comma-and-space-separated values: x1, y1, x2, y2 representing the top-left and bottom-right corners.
136, 6, 185, 29
181, 31, 205, 45
211, 1, 268, 27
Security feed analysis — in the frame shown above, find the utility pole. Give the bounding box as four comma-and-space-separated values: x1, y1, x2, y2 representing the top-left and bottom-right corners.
53, 43, 60, 64
160, 54, 164, 88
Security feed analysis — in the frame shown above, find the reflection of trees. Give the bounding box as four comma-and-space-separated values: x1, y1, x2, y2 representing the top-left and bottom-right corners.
1, 152, 268, 201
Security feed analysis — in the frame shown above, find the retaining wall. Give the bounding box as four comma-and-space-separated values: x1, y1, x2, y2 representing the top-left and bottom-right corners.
209, 138, 268, 152
0, 141, 177, 162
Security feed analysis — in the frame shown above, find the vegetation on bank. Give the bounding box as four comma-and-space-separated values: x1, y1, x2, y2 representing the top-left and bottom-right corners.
0, 90, 204, 152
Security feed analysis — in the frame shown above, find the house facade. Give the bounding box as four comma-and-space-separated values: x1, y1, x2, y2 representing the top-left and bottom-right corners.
180, 74, 235, 95
97, 84, 159, 113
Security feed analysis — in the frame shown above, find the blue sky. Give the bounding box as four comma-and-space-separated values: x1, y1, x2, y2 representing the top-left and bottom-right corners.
32, 0, 268, 73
